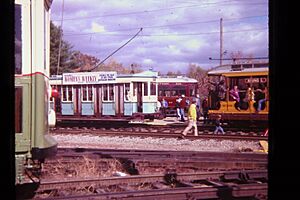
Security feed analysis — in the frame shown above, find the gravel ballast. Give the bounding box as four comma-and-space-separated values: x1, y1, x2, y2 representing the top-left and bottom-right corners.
52, 133, 264, 153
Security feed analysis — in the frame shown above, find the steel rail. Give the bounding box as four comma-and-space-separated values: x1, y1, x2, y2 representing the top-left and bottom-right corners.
51, 128, 268, 141
38, 169, 267, 191
36, 170, 267, 200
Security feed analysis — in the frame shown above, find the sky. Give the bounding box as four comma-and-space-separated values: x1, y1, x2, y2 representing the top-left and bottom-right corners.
50, 0, 269, 73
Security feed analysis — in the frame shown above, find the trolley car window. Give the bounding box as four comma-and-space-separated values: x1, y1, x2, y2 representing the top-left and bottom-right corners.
158, 85, 187, 97
82, 85, 93, 101
124, 83, 130, 101
109, 85, 114, 101
150, 82, 156, 95
103, 85, 108, 101
103, 84, 114, 101
15, 87, 22, 133
62, 86, 73, 102
144, 82, 148, 96
15, 4, 22, 74
190, 88, 195, 96
133, 83, 137, 96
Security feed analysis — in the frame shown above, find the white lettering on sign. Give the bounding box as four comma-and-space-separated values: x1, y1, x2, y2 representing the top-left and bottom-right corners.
63, 72, 117, 85
245, 78, 259, 83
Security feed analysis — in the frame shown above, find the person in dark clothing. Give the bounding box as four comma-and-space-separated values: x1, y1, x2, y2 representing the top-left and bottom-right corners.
175, 96, 181, 119
213, 115, 224, 134
255, 84, 268, 112
202, 97, 209, 124
209, 79, 226, 109
179, 94, 186, 122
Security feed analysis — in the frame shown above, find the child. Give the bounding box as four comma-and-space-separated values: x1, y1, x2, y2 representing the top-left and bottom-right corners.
214, 115, 225, 134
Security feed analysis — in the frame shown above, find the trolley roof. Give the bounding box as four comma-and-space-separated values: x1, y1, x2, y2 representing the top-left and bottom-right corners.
208, 63, 269, 77
157, 76, 197, 83
49, 70, 159, 85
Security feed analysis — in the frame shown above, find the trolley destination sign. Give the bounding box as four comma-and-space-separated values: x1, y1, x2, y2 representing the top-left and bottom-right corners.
63, 72, 117, 85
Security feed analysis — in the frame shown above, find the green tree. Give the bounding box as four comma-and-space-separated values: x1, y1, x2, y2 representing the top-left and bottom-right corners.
71, 51, 100, 72
186, 64, 209, 97
94, 59, 143, 74
166, 70, 182, 76
50, 21, 78, 75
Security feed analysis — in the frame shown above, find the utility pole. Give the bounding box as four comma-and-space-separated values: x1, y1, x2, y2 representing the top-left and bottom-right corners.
220, 18, 223, 67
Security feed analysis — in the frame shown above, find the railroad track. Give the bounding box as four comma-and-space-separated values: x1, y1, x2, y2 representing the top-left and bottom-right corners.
50, 126, 268, 141
42, 148, 267, 180
57, 147, 268, 161
56, 119, 266, 132
35, 169, 268, 200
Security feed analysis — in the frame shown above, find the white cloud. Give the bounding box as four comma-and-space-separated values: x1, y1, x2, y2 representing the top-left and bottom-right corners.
51, 0, 269, 73
167, 45, 181, 55
143, 58, 154, 65
183, 39, 202, 51
91, 22, 106, 33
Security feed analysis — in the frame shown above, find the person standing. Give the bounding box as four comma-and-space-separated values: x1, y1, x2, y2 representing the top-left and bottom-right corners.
180, 99, 198, 138
202, 97, 209, 124
194, 94, 201, 121
213, 115, 225, 134
229, 85, 241, 110
156, 100, 161, 112
209, 79, 226, 109
244, 84, 255, 102
161, 98, 168, 118
175, 96, 181, 120
179, 94, 186, 122
256, 85, 268, 112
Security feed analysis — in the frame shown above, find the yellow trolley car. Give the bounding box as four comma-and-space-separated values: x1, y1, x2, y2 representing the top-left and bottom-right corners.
207, 62, 269, 126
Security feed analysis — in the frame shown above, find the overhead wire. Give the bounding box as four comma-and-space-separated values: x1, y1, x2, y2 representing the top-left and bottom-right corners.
62, 15, 267, 37
52, 0, 267, 22
89, 28, 143, 71
63, 27, 267, 37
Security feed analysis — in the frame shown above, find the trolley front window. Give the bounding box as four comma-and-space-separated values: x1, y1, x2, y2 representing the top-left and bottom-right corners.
15, 4, 22, 74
